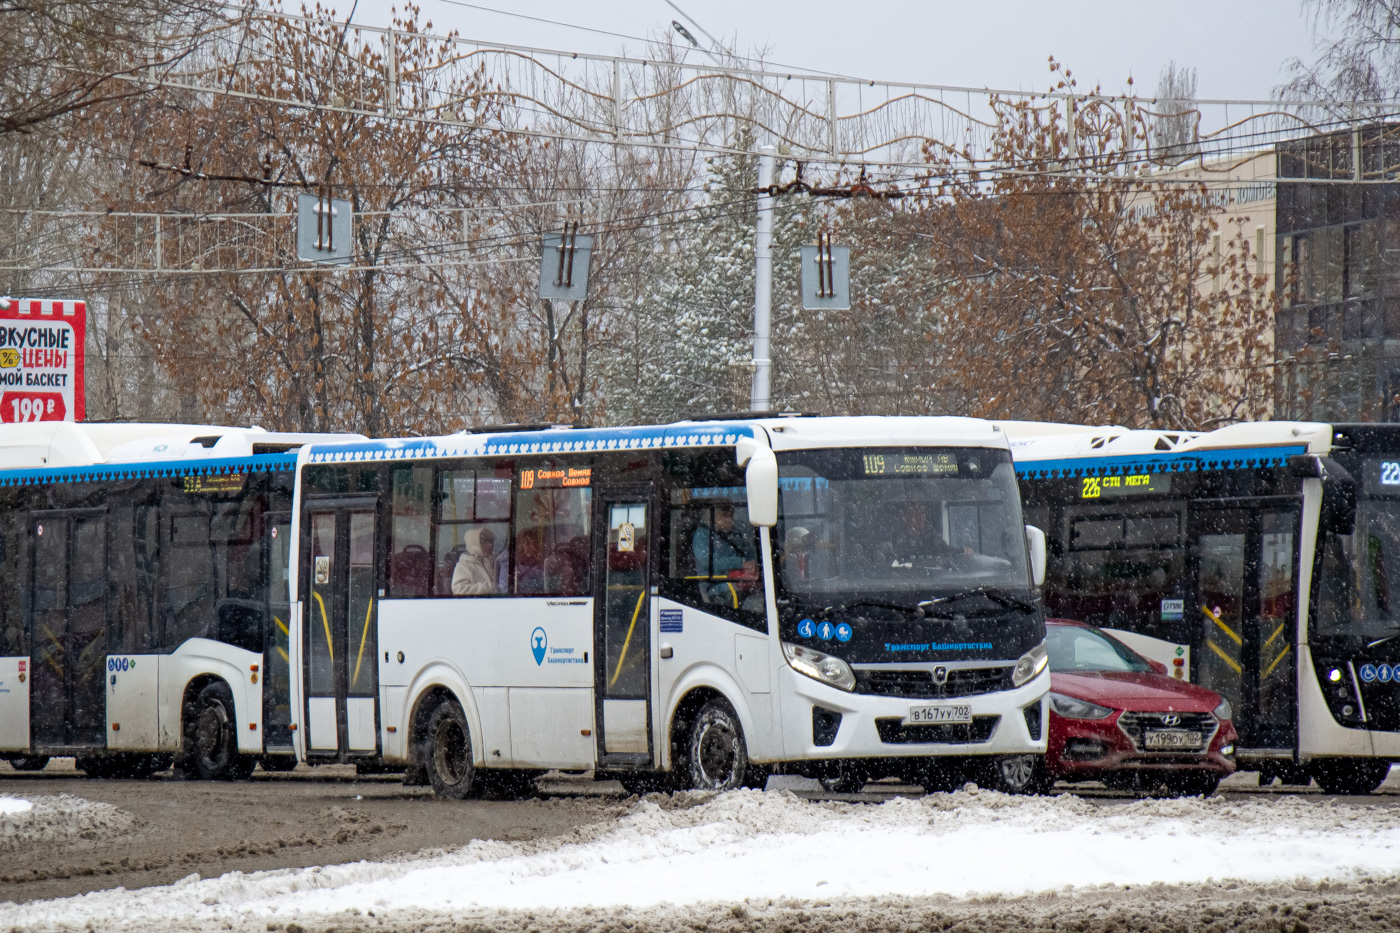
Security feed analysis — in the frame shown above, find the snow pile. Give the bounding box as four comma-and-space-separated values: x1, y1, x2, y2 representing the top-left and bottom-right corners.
0, 796, 31, 816
8, 788, 1400, 928
0, 793, 136, 855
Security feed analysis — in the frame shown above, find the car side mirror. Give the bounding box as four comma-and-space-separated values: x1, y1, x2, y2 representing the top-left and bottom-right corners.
1025, 524, 1046, 587
1148, 659, 1167, 676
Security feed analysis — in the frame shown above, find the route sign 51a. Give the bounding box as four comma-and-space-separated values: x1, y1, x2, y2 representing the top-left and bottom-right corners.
0, 298, 85, 423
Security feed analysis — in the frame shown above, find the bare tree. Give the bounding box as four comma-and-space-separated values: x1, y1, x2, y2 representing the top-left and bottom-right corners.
1282, 0, 1400, 110
1152, 60, 1200, 165
0, 0, 226, 136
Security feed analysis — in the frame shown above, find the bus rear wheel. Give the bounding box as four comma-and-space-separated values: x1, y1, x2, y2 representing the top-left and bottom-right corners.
423, 701, 475, 799
179, 681, 254, 781
7, 755, 49, 772
684, 701, 748, 792
1312, 758, 1390, 795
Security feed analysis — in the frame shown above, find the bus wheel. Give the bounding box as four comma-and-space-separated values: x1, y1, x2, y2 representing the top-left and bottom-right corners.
424, 701, 475, 799
1312, 758, 1391, 795
685, 701, 748, 792
983, 754, 1050, 795
180, 681, 255, 781
7, 755, 49, 772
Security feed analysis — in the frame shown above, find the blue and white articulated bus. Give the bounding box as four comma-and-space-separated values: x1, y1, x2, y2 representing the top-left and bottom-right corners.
0, 422, 361, 777
287, 416, 1053, 797
1008, 420, 1400, 794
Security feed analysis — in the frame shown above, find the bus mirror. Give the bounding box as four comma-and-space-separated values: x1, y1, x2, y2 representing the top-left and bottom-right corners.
1318, 457, 1356, 536
737, 439, 778, 527
1025, 524, 1047, 587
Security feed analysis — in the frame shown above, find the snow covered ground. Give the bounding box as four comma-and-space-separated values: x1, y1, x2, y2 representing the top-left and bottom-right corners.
0, 796, 31, 816
0, 793, 135, 855
5, 787, 1400, 930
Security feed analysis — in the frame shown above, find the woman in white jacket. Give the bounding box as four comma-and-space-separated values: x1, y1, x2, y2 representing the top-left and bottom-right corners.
452, 526, 500, 595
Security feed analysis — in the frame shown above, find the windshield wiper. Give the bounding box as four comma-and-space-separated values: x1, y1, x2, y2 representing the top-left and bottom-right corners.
919, 587, 1038, 614
836, 599, 926, 616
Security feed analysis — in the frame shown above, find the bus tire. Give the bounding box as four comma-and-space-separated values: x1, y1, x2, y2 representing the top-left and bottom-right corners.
1312, 758, 1390, 795
684, 700, 748, 792
423, 700, 475, 799
983, 754, 1050, 795
179, 681, 255, 781
7, 755, 49, 772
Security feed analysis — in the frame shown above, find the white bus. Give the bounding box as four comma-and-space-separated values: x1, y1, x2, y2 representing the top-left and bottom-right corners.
0, 422, 359, 777
1010, 420, 1400, 794
286, 416, 1052, 797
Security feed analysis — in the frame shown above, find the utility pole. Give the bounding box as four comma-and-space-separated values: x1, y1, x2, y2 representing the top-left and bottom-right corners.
751, 145, 775, 412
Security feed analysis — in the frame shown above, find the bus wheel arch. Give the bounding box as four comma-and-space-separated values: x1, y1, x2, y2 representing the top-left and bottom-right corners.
407, 687, 476, 799
669, 687, 756, 791
176, 676, 254, 781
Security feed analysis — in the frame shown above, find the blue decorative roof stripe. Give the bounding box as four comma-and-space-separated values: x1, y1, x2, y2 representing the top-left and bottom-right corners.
0, 453, 299, 488
1014, 445, 1308, 481
305, 423, 758, 464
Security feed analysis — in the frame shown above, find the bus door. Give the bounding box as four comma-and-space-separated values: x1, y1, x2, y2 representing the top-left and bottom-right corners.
593, 487, 656, 768
1191, 505, 1299, 751
302, 499, 380, 759
264, 511, 294, 751
29, 511, 107, 749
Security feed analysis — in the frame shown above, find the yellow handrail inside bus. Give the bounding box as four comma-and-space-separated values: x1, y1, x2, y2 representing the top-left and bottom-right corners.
1263, 643, 1292, 679
1202, 605, 1242, 646
1206, 638, 1242, 673
313, 591, 333, 662
352, 597, 374, 688
609, 588, 646, 688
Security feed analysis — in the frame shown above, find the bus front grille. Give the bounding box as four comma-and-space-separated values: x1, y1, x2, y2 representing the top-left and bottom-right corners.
855, 666, 1014, 699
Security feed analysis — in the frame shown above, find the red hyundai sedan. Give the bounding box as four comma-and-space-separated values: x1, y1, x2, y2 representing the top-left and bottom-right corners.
1045, 619, 1237, 796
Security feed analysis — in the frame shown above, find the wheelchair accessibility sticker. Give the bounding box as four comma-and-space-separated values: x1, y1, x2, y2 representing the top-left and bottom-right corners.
1361, 663, 1395, 683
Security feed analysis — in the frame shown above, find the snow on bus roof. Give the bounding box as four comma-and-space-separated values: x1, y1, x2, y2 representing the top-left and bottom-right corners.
1010, 420, 1332, 479
300, 416, 1012, 464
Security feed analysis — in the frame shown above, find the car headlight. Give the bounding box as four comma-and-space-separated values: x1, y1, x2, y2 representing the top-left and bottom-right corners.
1213, 698, 1233, 721
1012, 640, 1048, 687
1049, 691, 1114, 720
782, 642, 856, 692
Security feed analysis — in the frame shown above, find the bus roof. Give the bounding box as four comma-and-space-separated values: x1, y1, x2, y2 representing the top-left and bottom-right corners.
0, 421, 364, 470
1009, 421, 1334, 479
299, 415, 1014, 466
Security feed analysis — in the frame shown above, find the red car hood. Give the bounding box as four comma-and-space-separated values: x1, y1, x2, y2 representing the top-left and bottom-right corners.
1052, 670, 1221, 712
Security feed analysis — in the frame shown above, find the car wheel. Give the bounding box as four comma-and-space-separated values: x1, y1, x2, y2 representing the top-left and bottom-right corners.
423, 700, 475, 799
1312, 758, 1390, 795
984, 754, 1050, 795
179, 681, 254, 780
7, 755, 49, 772
685, 701, 748, 792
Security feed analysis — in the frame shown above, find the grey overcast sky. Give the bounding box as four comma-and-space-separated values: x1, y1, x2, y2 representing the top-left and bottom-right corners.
340, 0, 1327, 101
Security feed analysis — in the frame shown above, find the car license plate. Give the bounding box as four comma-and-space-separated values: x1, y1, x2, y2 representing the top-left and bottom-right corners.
1144, 729, 1202, 750
907, 704, 972, 725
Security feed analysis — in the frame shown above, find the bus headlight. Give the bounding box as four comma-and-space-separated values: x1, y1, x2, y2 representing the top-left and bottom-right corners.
1013, 641, 1048, 687
1213, 698, 1233, 721
782, 642, 856, 692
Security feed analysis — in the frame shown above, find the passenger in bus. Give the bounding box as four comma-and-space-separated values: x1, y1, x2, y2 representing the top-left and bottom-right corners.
452, 526, 500, 595
782, 526, 811, 580
693, 503, 758, 607
881, 501, 971, 569
515, 530, 544, 593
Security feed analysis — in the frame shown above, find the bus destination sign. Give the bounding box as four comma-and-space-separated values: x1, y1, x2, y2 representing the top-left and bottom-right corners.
862, 453, 959, 476
1081, 472, 1172, 499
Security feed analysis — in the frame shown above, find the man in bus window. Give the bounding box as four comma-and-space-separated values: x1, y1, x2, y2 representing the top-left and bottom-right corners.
452, 526, 500, 595
692, 502, 758, 607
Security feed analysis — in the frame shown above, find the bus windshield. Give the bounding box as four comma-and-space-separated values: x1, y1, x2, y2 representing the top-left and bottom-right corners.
776, 447, 1029, 598
1316, 493, 1400, 642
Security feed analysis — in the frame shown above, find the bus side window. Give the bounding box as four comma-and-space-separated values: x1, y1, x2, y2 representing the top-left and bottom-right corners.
436, 465, 515, 597
662, 486, 764, 629
514, 485, 591, 597
387, 466, 432, 598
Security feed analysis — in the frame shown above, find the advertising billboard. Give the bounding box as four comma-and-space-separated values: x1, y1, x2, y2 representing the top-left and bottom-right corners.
0, 298, 86, 422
